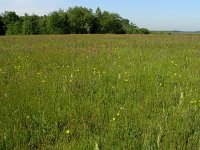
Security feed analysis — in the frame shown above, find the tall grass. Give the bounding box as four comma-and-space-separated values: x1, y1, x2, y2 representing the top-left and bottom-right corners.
0, 34, 200, 149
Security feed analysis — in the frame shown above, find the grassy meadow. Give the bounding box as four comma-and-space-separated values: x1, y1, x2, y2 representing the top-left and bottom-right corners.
0, 34, 200, 149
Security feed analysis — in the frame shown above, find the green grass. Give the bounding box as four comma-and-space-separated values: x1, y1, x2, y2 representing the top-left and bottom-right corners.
0, 34, 200, 149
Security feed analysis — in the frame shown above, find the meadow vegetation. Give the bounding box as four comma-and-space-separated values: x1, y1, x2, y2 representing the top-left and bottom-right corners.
0, 34, 200, 149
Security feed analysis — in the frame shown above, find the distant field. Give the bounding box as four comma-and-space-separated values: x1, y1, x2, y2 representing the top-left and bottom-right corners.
0, 34, 200, 149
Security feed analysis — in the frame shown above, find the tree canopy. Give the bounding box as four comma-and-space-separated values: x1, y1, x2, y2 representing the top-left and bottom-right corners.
0, 6, 150, 35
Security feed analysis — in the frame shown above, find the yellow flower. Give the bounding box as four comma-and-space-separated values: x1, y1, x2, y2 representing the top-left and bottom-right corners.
120, 107, 124, 110
66, 130, 70, 134
42, 80, 45, 83
112, 117, 116, 121
190, 100, 197, 103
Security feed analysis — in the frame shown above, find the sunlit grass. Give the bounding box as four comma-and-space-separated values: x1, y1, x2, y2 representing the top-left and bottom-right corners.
0, 34, 200, 149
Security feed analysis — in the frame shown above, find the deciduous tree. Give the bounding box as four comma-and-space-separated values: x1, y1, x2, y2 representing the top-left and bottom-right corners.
22, 14, 40, 35
0, 15, 5, 35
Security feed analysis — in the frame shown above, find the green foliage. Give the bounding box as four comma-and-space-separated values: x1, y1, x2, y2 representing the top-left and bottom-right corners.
89, 16, 101, 34
22, 14, 40, 35
47, 10, 70, 34
38, 16, 48, 34
0, 15, 5, 35
139, 28, 150, 34
0, 34, 200, 149
1, 7, 150, 35
67, 6, 95, 34
6, 21, 22, 35
3, 11, 19, 25
100, 11, 125, 34
123, 20, 140, 34
3, 11, 22, 35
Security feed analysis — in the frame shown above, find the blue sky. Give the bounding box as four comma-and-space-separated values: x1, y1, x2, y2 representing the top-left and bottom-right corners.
0, 0, 200, 31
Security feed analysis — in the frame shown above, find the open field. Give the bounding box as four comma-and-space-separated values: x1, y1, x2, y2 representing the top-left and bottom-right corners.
0, 34, 200, 149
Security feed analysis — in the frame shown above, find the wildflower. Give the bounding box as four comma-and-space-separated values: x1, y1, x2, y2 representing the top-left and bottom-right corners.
124, 79, 128, 82
112, 117, 116, 121
190, 100, 197, 103
94, 141, 99, 150
117, 112, 120, 116
171, 61, 177, 66
42, 80, 45, 83
66, 130, 70, 134
120, 106, 124, 110
180, 92, 184, 100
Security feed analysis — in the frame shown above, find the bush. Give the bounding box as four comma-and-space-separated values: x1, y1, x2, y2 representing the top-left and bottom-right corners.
139, 28, 150, 34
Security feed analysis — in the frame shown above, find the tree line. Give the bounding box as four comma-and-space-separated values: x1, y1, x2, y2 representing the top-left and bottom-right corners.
0, 6, 150, 35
